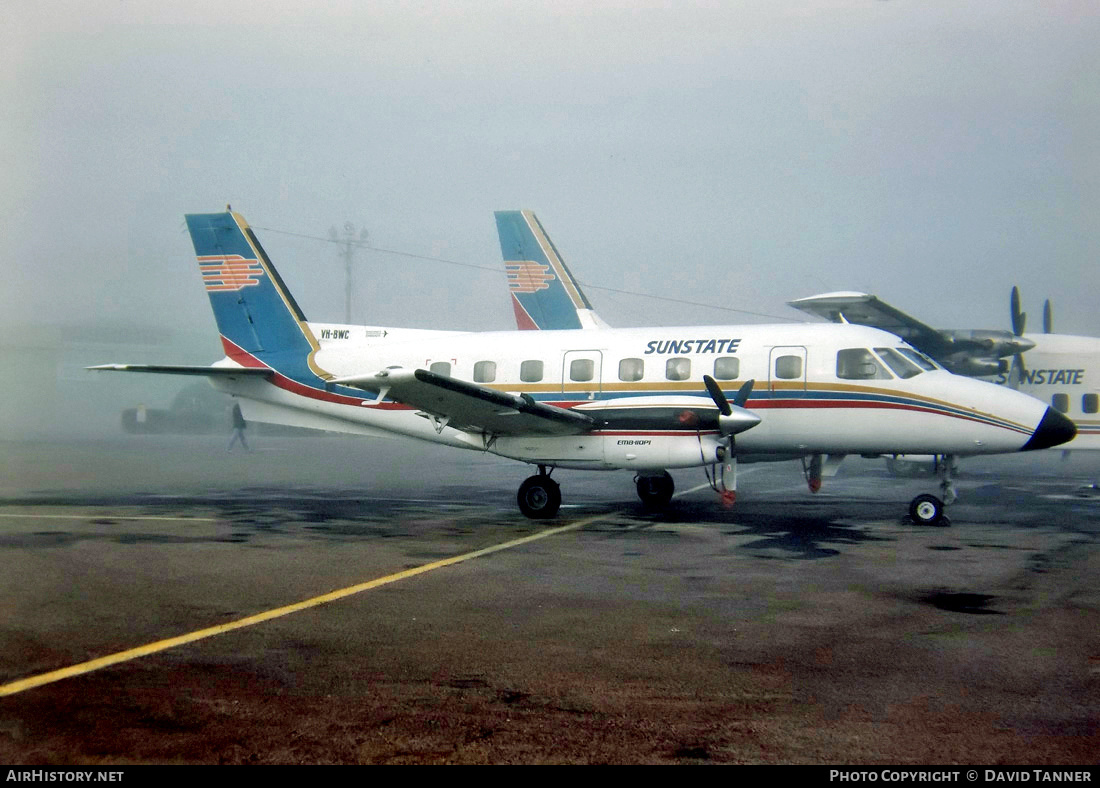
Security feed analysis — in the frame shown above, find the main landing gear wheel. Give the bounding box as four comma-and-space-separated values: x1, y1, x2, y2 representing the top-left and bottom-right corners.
517, 474, 561, 520
636, 471, 675, 510
908, 494, 948, 526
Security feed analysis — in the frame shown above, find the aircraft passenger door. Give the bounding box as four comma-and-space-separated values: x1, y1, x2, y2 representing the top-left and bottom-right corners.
768, 346, 807, 393
562, 350, 603, 400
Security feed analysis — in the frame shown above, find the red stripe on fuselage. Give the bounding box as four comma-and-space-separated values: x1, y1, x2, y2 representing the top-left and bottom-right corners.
753, 397, 1030, 434
214, 338, 1031, 435
594, 430, 721, 437
218, 336, 408, 409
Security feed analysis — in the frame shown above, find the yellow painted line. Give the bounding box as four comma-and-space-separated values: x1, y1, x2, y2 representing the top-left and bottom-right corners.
0, 514, 604, 697
0, 513, 222, 523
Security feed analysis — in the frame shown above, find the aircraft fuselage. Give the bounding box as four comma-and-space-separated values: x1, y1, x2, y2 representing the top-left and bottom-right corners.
213, 320, 1065, 472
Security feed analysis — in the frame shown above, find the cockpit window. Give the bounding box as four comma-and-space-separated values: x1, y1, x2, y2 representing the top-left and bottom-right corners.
836, 348, 892, 380
874, 347, 922, 379
896, 347, 937, 371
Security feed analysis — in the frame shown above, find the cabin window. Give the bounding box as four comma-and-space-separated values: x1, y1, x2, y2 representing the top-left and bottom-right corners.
473, 360, 497, 383
618, 358, 644, 382
665, 357, 691, 381
874, 347, 921, 379
1052, 393, 1069, 413
429, 361, 451, 377
1084, 394, 1099, 415
713, 356, 739, 380
570, 358, 595, 382
774, 354, 803, 380
836, 348, 890, 380
520, 360, 544, 383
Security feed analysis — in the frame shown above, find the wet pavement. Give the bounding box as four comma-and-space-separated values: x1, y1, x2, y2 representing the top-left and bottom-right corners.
1, 436, 1098, 764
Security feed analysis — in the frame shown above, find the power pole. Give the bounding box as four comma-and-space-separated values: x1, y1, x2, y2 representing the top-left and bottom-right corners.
329, 222, 370, 324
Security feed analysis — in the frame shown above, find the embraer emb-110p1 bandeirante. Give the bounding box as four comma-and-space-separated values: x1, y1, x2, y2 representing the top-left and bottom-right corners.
92, 211, 1075, 525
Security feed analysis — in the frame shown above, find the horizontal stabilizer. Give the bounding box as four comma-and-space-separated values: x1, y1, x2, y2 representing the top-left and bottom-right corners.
88, 364, 272, 378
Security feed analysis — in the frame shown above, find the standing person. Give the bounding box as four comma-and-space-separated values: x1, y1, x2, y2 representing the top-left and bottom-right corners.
228, 402, 249, 451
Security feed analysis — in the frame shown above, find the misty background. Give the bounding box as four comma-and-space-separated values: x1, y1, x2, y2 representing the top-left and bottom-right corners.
2, 1, 1097, 439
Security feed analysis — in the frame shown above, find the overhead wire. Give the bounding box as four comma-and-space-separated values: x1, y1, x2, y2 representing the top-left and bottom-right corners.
253, 224, 800, 323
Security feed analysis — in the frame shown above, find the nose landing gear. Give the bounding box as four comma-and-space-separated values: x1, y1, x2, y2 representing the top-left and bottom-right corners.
907, 454, 957, 526
908, 493, 946, 526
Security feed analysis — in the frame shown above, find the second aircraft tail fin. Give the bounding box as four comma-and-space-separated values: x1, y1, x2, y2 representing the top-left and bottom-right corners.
494, 210, 608, 330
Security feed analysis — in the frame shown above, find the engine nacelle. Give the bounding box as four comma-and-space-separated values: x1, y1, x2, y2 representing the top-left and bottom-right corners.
942, 355, 1007, 377
942, 330, 1035, 360
490, 432, 727, 472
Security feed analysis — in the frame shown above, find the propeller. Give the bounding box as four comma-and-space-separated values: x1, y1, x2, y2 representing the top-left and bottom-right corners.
1009, 286, 1030, 387
704, 376, 758, 433
1043, 299, 1053, 334
702, 376, 760, 499
1010, 286, 1027, 336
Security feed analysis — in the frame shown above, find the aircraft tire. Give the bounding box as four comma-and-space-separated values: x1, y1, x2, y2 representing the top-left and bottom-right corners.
636, 471, 675, 510
908, 494, 945, 526
517, 475, 561, 520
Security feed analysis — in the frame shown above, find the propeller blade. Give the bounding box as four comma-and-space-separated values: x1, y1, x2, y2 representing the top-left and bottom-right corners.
1043, 299, 1052, 334
703, 375, 731, 416
731, 379, 755, 408
1010, 286, 1027, 336
1012, 352, 1027, 389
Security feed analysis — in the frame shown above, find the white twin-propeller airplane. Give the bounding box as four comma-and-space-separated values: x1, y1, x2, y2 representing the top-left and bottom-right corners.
787, 287, 1100, 453
93, 210, 1075, 525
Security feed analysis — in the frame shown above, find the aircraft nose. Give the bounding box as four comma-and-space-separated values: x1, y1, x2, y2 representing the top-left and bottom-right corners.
1020, 407, 1077, 452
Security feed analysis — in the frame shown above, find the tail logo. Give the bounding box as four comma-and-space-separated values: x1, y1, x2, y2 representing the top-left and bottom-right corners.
198, 254, 265, 292
506, 260, 556, 294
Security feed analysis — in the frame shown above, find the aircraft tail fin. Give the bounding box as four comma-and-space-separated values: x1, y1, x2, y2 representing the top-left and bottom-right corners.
494, 210, 608, 330
184, 211, 319, 373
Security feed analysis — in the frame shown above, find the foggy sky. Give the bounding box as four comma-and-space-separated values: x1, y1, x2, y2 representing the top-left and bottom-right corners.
4, 0, 1098, 341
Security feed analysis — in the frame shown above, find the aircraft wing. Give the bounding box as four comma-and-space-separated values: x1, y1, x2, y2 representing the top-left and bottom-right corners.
88, 364, 272, 378
787, 292, 956, 358
334, 367, 596, 437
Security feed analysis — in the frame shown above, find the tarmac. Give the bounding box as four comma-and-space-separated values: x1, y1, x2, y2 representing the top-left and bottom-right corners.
1, 434, 1098, 764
